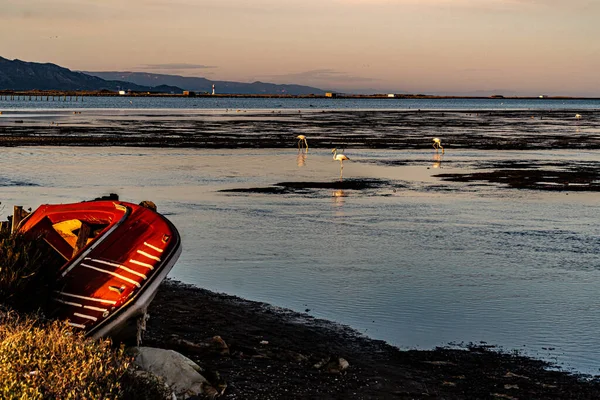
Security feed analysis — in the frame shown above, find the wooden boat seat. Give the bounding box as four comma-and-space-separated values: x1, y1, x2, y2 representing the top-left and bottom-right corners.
27, 217, 106, 260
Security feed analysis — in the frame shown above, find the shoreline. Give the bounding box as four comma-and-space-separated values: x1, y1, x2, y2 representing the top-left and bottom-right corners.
145, 280, 600, 399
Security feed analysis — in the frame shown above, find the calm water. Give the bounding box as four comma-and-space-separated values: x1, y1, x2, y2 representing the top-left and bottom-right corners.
1, 146, 599, 375
1, 96, 600, 110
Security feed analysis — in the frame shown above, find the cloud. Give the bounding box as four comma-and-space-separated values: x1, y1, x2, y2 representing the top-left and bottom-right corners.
138, 63, 217, 70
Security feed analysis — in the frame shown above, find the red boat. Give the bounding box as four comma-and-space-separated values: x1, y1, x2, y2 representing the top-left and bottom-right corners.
18, 200, 181, 340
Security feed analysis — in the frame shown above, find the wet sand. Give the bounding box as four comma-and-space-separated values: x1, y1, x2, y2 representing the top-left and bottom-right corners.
0, 109, 599, 150
146, 280, 600, 399
2, 109, 599, 191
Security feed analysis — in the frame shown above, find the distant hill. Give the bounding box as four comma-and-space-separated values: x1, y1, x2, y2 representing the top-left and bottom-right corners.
85, 71, 326, 95
0, 57, 181, 93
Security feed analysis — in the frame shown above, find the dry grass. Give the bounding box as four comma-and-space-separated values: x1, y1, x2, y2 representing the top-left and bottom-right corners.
0, 231, 64, 313
0, 312, 169, 399
0, 229, 170, 399
0, 312, 127, 399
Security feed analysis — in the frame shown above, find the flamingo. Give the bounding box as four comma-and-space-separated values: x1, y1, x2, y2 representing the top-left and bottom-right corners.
432, 137, 444, 154
332, 148, 350, 179
296, 135, 308, 151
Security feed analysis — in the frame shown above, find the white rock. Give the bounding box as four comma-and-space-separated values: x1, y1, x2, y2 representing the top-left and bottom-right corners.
133, 346, 209, 399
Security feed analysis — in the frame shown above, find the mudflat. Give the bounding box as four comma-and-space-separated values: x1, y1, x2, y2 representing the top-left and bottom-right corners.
146, 280, 600, 399
0, 109, 598, 150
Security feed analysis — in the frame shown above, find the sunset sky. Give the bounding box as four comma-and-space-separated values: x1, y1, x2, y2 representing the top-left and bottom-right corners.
1, 0, 599, 95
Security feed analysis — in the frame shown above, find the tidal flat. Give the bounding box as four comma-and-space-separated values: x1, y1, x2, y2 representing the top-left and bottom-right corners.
1, 109, 600, 398
0, 108, 599, 150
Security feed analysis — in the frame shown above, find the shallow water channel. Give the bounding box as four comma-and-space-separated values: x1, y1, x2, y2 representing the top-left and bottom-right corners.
1, 146, 599, 375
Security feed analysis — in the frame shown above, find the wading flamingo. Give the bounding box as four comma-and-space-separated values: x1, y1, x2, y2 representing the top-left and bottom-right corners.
296, 135, 308, 151
332, 148, 350, 179
432, 137, 444, 154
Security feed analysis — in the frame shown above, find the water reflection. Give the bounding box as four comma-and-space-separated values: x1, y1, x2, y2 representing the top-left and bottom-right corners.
332, 189, 347, 206
432, 153, 443, 169
3, 147, 600, 374
296, 151, 307, 167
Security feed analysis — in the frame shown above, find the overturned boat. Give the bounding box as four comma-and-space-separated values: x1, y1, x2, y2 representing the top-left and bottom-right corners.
17, 200, 181, 340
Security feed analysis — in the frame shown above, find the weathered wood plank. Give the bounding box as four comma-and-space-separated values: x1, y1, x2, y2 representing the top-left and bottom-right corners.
0, 221, 9, 233
11, 206, 23, 233
73, 222, 91, 257
10, 206, 30, 233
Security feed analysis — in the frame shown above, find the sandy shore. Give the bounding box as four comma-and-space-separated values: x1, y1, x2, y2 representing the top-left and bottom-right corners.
145, 280, 600, 399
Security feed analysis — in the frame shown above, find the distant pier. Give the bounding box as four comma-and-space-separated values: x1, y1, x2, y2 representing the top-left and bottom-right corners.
0, 91, 83, 102
0, 90, 596, 101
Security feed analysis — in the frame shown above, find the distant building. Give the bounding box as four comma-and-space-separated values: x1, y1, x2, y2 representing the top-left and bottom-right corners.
183, 91, 196, 96
118, 90, 126, 95
539, 95, 548, 98
387, 94, 395, 98
325, 92, 338, 98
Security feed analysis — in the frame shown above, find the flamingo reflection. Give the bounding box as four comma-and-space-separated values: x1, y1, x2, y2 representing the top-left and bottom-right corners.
432, 153, 443, 169
297, 151, 307, 167
332, 189, 347, 205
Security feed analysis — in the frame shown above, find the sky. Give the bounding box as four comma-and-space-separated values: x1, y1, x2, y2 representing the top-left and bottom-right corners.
1, 0, 599, 95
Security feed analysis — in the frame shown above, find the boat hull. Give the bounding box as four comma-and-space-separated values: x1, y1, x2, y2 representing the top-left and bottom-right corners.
19, 200, 182, 340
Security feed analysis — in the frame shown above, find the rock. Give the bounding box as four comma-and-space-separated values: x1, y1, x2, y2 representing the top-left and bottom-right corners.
210, 336, 230, 356
130, 369, 175, 399
132, 346, 210, 399
314, 356, 350, 374
338, 358, 350, 371
168, 335, 230, 357
140, 200, 158, 211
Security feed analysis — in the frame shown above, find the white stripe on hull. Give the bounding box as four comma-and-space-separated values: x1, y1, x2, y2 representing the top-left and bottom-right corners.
81, 263, 141, 288
137, 250, 161, 262
85, 257, 148, 280
54, 298, 83, 308
144, 242, 164, 253
74, 312, 98, 321
56, 291, 117, 305
84, 305, 109, 312
129, 259, 154, 270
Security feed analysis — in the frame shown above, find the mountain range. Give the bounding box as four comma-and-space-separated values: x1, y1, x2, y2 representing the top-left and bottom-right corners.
0, 56, 326, 95
0, 56, 180, 93
85, 71, 326, 95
